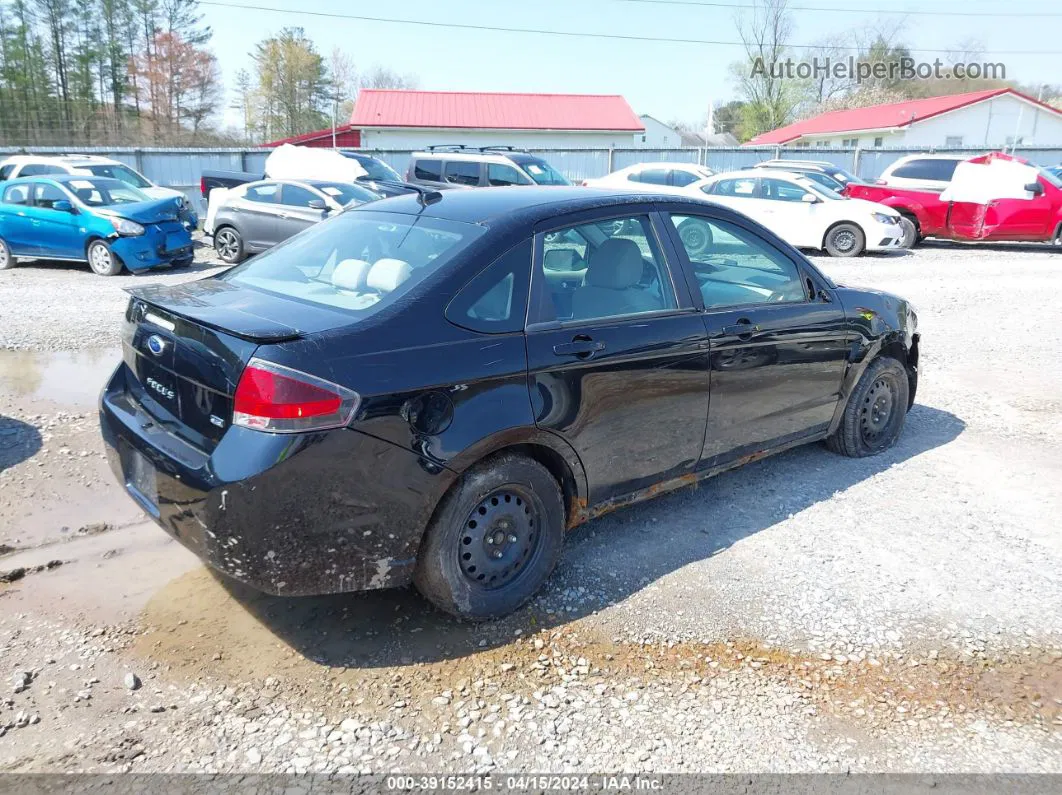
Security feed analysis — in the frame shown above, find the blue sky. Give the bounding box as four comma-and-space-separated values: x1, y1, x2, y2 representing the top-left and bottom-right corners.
199, 0, 1062, 129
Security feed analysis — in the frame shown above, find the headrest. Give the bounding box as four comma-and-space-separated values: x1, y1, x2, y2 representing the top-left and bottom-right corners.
585, 238, 643, 290
544, 248, 580, 271
331, 259, 372, 291
367, 258, 412, 292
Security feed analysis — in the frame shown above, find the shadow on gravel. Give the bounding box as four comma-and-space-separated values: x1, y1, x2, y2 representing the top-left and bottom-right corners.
0, 415, 41, 472
216, 404, 966, 669
918, 240, 1058, 255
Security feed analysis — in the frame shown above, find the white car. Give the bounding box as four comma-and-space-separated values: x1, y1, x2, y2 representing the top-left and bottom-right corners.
692, 170, 904, 257
582, 162, 714, 191
876, 154, 967, 193
0, 154, 191, 208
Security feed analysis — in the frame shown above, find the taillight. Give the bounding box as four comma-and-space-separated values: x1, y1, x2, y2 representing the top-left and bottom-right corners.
233, 358, 359, 433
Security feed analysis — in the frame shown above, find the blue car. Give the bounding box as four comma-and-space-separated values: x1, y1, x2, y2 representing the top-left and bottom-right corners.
0, 175, 194, 276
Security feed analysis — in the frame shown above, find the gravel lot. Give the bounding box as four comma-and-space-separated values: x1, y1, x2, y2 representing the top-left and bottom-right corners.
0, 239, 1060, 774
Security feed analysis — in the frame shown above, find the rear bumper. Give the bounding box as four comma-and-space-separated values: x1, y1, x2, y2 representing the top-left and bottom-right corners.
99, 364, 456, 596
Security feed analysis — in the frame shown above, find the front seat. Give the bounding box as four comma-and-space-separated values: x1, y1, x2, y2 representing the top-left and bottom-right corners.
570, 238, 656, 320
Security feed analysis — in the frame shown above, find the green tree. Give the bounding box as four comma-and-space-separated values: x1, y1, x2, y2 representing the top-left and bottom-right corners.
251, 27, 330, 138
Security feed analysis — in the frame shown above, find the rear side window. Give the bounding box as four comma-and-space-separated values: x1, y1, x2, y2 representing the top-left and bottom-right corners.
444, 161, 481, 186
2, 184, 30, 204
19, 164, 67, 176
891, 159, 960, 182
413, 159, 443, 182
245, 183, 278, 203
446, 239, 532, 333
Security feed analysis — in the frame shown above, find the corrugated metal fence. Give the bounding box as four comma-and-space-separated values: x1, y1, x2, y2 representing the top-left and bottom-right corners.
4, 145, 1062, 211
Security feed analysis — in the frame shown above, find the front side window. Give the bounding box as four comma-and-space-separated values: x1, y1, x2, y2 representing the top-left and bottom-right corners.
670, 214, 806, 309
221, 211, 485, 316
33, 182, 69, 209
413, 159, 443, 182
0, 164, 15, 181
487, 163, 531, 186
444, 161, 481, 186
671, 170, 699, 187
82, 163, 152, 188
760, 178, 813, 202
244, 183, 279, 204
536, 216, 677, 323
280, 184, 323, 208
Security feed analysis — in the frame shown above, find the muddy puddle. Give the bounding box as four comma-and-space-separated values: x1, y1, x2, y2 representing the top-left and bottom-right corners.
135, 567, 1062, 731
0, 347, 122, 408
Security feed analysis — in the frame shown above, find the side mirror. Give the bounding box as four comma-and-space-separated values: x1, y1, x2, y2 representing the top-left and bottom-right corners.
1024, 181, 1044, 197
308, 198, 328, 210
52, 200, 75, 213
801, 193, 820, 204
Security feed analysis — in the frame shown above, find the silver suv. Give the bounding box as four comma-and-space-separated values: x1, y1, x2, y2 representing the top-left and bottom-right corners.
406, 146, 569, 189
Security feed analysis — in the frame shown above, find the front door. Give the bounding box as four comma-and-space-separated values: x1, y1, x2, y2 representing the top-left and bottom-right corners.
758, 176, 819, 248
664, 211, 850, 467
274, 183, 330, 244
235, 182, 283, 251
30, 181, 84, 259
525, 212, 711, 504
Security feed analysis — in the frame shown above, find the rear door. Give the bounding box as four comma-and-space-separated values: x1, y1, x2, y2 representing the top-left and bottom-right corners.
0, 183, 35, 254
273, 183, 329, 243
525, 210, 711, 504
663, 209, 849, 466
30, 181, 83, 259
235, 183, 283, 251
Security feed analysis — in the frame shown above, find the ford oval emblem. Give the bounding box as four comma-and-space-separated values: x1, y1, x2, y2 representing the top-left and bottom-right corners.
146, 334, 167, 357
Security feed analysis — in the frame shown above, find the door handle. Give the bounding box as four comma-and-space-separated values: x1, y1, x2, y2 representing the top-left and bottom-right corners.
553, 336, 605, 358
721, 319, 758, 339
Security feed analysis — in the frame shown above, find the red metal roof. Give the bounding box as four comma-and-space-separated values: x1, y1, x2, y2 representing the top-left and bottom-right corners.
350, 90, 644, 132
262, 124, 361, 148
746, 89, 1061, 146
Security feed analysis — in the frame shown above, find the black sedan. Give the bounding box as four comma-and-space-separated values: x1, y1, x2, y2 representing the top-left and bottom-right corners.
99, 187, 920, 620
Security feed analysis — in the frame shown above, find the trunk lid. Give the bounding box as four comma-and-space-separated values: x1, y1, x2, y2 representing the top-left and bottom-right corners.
120, 279, 354, 447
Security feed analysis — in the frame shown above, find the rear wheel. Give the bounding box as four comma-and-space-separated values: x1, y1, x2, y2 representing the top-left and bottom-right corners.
0, 237, 15, 270
414, 453, 565, 620
87, 239, 122, 276
898, 216, 919, 249
824, 223, 865, 257
214, 226, 244, 264
827, 356, 909, 457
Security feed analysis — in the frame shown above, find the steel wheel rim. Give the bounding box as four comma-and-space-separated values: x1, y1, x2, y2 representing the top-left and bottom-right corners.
216, 230, 239, 261
833, 229, 856, 252
459, 486, 542, 590
89, 244, 111, 273
860, 377, 896, 445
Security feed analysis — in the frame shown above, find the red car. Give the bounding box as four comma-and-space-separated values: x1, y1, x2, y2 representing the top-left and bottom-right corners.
846, 153, 1062, 248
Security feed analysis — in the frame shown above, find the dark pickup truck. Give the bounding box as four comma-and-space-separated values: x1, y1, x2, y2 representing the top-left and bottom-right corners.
200, 151, 415, 201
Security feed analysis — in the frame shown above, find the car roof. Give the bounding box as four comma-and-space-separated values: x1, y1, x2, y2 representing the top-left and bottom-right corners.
357, 185, 721, 226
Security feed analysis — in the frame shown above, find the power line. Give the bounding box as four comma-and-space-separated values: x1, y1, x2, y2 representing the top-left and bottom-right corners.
614, 0, 1062, 18
197, 1, 1062, 55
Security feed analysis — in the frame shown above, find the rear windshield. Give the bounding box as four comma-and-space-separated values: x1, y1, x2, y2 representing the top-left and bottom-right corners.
220, 211, 485, 314
67, 177, 149, 206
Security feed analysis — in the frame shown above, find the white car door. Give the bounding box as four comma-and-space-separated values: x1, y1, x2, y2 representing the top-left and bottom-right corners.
756, 176, 822, 248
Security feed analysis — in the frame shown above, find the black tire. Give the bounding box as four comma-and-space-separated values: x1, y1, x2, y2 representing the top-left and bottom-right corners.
898, 216, 919, 249
1052, 225, 1062, 251
824, 222, 866, 257
213, 226, 245, 264
0, 236, 16, 270
827, 356, 910, 458
677, 217, 714, 258
87, 239, 122, 276
414, 453, 565, 620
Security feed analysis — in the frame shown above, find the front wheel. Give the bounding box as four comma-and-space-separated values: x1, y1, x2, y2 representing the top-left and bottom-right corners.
414, 453, 565, 620
898, 216, 919, 249
213, 227, 245, 264
87, 239, 122, 276
824, 223, 866, 257
0, 236, 16, 270
827, 356, 910, 458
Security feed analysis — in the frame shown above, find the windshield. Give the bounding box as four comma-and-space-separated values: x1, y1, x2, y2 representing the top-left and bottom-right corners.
513, 157, 570, 186
66, 177, 150, 206
801, 180, 844, 200
82, 163, 152, 189
826, 167, 861, 185
220, 211, 485, 314
1040, 168, 1062, 190
345, 154, 402, 182
312, 181, 380, 206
